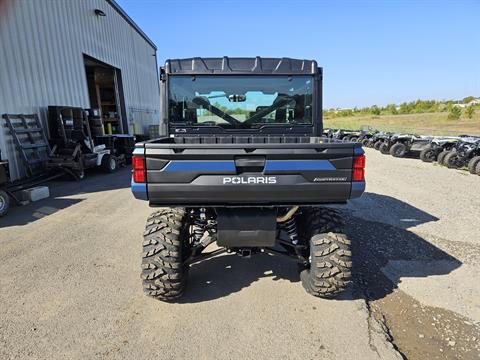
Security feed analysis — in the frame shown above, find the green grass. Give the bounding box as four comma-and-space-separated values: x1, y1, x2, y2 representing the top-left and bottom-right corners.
324, 112, 480, 136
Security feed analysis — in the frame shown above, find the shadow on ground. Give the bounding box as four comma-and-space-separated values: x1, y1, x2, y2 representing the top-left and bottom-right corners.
344, 212, 461, 302
180, 252, 300, 303
178, 193, 460, 303
0, 167, 131, 228
347, 192, 439, 229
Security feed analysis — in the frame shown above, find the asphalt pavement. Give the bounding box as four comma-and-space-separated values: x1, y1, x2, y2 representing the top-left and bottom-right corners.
1, 148, 479, 359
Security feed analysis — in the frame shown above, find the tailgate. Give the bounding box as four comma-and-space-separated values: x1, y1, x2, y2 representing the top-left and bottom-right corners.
134, 139, 365, 206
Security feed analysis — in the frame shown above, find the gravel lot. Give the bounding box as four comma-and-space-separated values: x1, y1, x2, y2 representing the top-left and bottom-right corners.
348, 149, 480, 359
0, 148, 479, 359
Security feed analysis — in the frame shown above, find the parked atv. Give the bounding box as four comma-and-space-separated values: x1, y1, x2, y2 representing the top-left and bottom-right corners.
366, 132, 383, 148
419, 137, 459, 163
437, 149, 453, 166
357, 129, 378, 146
389, 134, 432, 158
333, 129, 350, 141
378, 133, 397, 154
372, 132, 393, 151
342, 130, 362, 142
323, 128, 332, 137
443, 137, 480, 170
328, 129, 360, 142
468, 154, 480, 174
325, 128, 343, 140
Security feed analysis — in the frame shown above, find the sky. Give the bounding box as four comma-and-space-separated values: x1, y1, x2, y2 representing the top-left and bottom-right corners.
116, 0, 480, 109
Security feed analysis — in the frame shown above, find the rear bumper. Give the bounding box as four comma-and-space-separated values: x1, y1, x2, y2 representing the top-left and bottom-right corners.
142, 177, 365, 206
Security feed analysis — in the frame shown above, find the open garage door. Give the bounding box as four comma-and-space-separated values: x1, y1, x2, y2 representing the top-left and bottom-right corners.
83, 55, 128, 135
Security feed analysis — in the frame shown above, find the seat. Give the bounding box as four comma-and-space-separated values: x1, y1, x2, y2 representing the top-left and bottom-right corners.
184, 108, 198, 123
275, 108, 287, 123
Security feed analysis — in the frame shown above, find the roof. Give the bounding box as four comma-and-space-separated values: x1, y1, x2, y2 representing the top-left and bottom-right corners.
106, 0, 157, 50
165, 57, 320, 75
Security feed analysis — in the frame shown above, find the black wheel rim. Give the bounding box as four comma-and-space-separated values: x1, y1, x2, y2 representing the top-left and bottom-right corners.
448, 156, 457, 167
425, 150, 435, 161
0, 196, 5, 212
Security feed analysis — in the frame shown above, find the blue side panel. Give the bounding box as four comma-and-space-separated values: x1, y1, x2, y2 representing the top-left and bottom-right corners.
354, 147, 365, 156
264, 160, 336, 172
131, 179, 148, 200
350, 181, 365, 199
162, 160, 236, 172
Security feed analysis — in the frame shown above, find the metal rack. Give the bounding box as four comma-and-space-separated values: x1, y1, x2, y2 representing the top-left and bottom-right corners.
2, 113, 52, 177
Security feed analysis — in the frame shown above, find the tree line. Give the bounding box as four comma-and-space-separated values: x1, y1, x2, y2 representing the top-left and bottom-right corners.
325, 96, 478, 120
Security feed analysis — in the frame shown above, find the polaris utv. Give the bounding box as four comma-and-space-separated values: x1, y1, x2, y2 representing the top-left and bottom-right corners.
443, 137, 480, 172
324, 128, 338, 139
376, 132, 395, 153
419, 136, 460, 163
341, 130, 362, 142
378, 133, 395, 154
357, 129, 378, 147
365, 131, 385, 148
326, 128, 357, 141
131, 57, 365, 301
387, 134, 432, 158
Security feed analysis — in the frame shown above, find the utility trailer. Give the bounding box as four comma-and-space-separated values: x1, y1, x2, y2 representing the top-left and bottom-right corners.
0, 151, 63, 217
131, 57, 365, 301
2, 110, 127, 181
0, 156, 11, 216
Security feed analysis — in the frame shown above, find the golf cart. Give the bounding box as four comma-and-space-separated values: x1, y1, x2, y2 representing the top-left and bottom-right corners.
47, 106, 130, 178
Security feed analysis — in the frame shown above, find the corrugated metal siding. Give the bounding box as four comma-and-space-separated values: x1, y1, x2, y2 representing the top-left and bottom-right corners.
0, 0, 159, 180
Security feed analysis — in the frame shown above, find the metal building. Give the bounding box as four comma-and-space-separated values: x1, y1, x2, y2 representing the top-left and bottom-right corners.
0, 0, 159, 180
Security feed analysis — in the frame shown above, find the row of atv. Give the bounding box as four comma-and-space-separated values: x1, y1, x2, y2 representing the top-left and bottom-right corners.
324, 129, 480, 175
420, 136, 480, 174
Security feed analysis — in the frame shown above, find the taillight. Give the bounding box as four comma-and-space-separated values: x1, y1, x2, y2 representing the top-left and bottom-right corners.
132, 156, 146, 183
352, 154, 365, 181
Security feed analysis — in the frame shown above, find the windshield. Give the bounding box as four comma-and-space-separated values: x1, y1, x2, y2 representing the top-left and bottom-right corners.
168, 75, 313, 129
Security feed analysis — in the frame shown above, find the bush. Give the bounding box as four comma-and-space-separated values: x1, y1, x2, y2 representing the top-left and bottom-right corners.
385, 104, 398, 115
448, 107, 462, 120
465, 106, 475, 119
413, 99, 437, 113
370, 105, 381, 116
337, 109, 354, 117
399, 102, 414, 114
